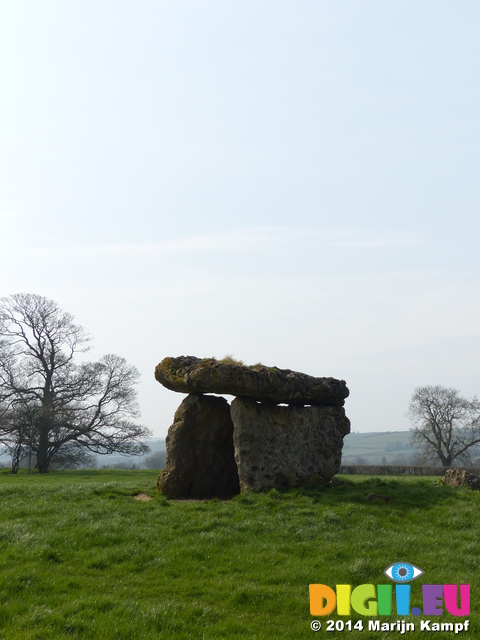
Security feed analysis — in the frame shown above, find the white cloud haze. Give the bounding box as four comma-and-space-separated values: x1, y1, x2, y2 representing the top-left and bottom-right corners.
1, 1, 479, 437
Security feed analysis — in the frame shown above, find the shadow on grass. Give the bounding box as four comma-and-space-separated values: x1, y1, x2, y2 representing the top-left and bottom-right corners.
1, 469, 469, 515
251, 475, 470, 513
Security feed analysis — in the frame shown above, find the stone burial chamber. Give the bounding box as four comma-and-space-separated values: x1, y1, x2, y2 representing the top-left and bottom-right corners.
155, 356, 350, 498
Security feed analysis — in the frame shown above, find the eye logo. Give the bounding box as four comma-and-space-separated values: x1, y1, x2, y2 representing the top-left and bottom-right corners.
384, 562, 424, 583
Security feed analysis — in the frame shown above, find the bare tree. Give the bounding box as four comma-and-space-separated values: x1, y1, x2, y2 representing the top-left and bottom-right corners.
48, 442, 97, 470
0, 293, 151, 473
407, 385, 480, 467
0, 404, 32, 473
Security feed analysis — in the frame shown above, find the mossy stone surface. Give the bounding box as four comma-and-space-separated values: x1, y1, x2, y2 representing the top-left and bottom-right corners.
155, 356, 349, 406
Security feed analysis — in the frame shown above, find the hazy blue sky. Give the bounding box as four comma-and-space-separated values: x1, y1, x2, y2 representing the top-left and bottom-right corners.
1, 1, 479, 437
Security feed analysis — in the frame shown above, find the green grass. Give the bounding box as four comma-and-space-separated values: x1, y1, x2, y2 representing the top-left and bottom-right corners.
214, 355, 245, 366
0, 470, 477, 639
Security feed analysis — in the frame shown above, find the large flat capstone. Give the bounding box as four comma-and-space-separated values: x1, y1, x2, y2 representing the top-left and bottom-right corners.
155, 356, 349, 406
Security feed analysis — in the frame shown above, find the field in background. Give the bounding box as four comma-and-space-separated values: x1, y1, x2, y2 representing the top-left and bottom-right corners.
1, 432, 415, 470
0, 438, 167, 471
0, 469, 477, 639
0, 432, 431, 470
341, 430, 416, 465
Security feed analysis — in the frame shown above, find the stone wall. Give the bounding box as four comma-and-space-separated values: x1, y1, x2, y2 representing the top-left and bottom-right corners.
340, 465, 480, 476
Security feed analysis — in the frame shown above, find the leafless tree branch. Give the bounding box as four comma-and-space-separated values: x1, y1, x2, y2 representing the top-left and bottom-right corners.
407, 385, 480, 467
0, 293, 151, 473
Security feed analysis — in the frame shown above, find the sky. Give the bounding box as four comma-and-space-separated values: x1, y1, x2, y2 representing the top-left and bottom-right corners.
1, 1, 479, 438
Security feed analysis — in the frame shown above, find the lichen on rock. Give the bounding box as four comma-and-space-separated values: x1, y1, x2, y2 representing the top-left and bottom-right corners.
230, 397, 350, 492
155, 355, 349, 406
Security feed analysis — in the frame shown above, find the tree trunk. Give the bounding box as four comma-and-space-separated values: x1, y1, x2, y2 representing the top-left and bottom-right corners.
36, 421, 50, 474
443, 453, 453, 467
36, 450, 49, 473
10, 443, 23, 474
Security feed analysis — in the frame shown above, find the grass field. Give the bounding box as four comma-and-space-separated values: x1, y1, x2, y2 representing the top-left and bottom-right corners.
341, 431, 415, 465
0, 470, 477, 639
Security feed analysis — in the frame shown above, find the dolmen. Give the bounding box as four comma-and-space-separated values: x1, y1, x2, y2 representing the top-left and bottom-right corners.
155, 356, 350, 498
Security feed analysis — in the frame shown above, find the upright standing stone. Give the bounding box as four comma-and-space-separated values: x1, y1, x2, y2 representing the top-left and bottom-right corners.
230, 397, 350, 492
158, 394, 240, 499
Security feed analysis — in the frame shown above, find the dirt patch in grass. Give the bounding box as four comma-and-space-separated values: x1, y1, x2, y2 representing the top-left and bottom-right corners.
134, 493, 153, 502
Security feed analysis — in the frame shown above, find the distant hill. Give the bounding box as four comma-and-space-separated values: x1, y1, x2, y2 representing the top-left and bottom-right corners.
341, 430, 416, 465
